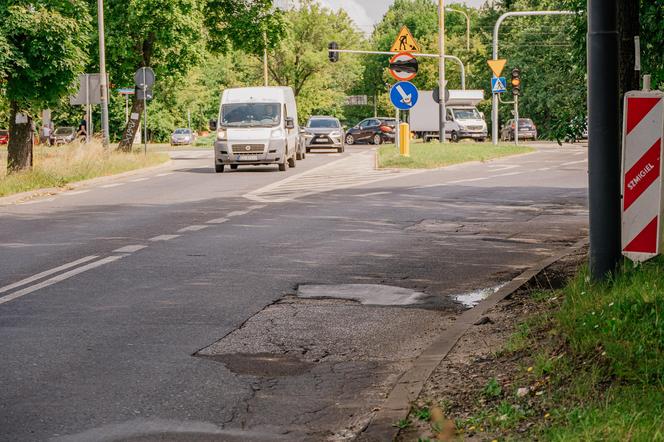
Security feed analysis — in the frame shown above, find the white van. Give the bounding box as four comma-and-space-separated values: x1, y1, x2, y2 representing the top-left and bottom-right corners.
410, 90, 488, 142
213, 86, 302, 173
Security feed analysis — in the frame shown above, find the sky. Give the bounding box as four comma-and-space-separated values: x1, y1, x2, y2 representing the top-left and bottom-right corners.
315, 0, 488, 33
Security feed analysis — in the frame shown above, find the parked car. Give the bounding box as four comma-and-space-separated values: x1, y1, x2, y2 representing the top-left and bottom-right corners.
171, 128, 196, 146
302, 116, 344, 153
345, 117, 396, 145
0, 129, 8, 145
50, 127, 77, 145
500, 118, 538, 141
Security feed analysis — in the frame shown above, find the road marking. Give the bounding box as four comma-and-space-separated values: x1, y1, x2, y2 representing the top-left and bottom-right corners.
149, 234, 180, 242
62, 190, 90, 196
227, 210, 251, 217
487, 164, 519, 171
534, 167, 552, 172
447, 177, 488, 184
248, 204, 266, 210
20, 198, 56, 205
113, 245, 147, 253
491, 171, 522, 177
156, 172, 174, 177
0, 256, 99, 295
0, 256, 123, 306
206, 218, 229, 224
357, 191, 392, 197
178, 225, 208, 232
129, 177, 150, 182
561, 159, 587, 166
100, 183, 125, 188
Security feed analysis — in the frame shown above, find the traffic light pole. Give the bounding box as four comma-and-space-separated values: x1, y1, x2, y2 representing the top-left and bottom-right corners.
514, 94, 519, 145
587, 0, 621, 280
491, 10, 574, 145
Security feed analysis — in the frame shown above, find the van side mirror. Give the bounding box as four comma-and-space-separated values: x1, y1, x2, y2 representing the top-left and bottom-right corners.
209, 119, 217, 131
285, 117, 295, 130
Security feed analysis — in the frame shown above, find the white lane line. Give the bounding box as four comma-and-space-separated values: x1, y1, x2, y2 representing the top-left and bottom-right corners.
20, 198, 56, 205
447, 177, 488, 184
62, 190, 90, 196
227, 210, 250, 217
573, 151, 586, 156
0, 256, 99, 295
491, 171, 522, 177
356, 191, 392, 197
129, 177, 150, 182
206, 218, 229, 224
248, 204, 266, 210
149, 234, 180, 242
113, 245, 147, 253
561, 159, 587, 166
100, 183, 125, 188
534, 167, 552, 172
0, 256, 123, 306
156, 172, 174, 177
487, 164, 519, 171
177, 225, 208, 232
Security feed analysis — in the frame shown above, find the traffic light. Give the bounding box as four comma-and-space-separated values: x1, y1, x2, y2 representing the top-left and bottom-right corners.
328, 42, 339, 62
511, 67, 521, 96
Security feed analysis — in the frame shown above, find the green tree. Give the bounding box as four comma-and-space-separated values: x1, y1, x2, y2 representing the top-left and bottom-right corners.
0, 1, 90, 172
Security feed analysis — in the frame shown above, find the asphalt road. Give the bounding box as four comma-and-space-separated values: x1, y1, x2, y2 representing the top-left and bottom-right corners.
0, 143, 588, 441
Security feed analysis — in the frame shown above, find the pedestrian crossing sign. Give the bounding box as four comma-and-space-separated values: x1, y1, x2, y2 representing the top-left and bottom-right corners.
491, 77, 507, 94
390, 26, 421, 53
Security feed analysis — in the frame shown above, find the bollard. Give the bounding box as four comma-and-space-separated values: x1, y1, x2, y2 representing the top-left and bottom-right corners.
399, 122, 410, 157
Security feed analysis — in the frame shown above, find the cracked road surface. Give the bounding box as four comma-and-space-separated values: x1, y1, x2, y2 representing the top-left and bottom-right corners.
0, 143, 588, 440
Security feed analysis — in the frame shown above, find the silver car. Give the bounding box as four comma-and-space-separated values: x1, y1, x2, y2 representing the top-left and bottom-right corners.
171, 128, 196, 146
302, 116, 344, 153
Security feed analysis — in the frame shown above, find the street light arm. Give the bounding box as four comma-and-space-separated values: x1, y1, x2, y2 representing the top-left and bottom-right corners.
446, 8, 470, 50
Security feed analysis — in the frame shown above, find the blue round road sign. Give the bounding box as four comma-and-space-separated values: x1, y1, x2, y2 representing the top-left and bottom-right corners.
390, 81, 419, 110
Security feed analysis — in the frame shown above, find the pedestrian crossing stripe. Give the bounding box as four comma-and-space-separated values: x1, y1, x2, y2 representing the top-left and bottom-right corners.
491, 77, 506, 94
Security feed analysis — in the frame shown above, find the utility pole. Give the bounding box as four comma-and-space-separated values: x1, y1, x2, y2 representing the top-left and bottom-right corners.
97, 0, 110, 147
587, 0, 621, 280
438, 0, 446, 143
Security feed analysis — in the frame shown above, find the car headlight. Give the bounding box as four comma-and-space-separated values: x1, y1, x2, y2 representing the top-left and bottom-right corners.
271, 128, 285, 139
216, 129, 227, 141
304, 132, 314, 138
328, 131, 341, 137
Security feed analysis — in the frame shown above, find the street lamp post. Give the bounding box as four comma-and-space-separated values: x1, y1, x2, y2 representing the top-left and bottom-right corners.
97, 0, 110, 147
446, 8, 470, 50
438, 0, 446, 143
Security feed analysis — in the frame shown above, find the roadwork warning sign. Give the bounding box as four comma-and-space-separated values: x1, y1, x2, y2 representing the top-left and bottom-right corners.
390, 26, 421, 53
621, 90, 664, 262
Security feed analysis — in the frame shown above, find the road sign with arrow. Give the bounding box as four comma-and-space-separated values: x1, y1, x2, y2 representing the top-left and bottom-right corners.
390, 81, 419, 110
389, 52, 418, 81
390, 26, 421, 53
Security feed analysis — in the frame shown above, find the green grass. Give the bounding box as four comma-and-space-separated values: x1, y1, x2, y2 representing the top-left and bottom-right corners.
461, 257, 664, 441
377, 140, 534, 169
0, 142, 168, 197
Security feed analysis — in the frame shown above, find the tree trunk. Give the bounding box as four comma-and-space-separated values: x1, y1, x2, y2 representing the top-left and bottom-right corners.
7, 101, 34, 173
117, 97, 145, 152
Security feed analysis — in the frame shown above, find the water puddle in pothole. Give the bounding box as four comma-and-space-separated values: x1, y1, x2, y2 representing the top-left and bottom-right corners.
453, 283, 507, 307
297, 284, 426, 306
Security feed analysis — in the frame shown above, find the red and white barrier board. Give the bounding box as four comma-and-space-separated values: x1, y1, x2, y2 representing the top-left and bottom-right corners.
621, 90, 664, 262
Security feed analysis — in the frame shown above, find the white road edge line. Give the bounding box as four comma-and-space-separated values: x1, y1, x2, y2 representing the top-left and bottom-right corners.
491, 172, 522, 177
206, 218, 229, 224
156, 172, 174, 177
0, 256, 123, 306
100, 183, 125, 188
561, 159, 587, 166
357, 191, 392, 197
20, 198, 56, 205
447, 177, 489, 184
62, 190, 90, 196
177, 225, 208, 232
227, 210, 250, 217
113, 245, 148, 253
0, 255, 99, 295
129, 177, 150, 182
149, 234, 180, 242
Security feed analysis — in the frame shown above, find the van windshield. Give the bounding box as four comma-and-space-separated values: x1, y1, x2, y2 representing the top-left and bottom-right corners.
452, 109, 482, 121
221, 103, 281, 127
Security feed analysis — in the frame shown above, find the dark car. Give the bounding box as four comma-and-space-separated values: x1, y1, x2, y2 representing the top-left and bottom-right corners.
0, 129, 8, 145
302, 116, 344, 153
500, 118, 538, 141
345, 117, 396, 145
50, 127, 77, 145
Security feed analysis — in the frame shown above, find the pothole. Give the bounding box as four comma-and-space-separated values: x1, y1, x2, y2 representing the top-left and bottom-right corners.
198, 353, 315, 377
297, 284, 426, 306
453, 283, 506, 308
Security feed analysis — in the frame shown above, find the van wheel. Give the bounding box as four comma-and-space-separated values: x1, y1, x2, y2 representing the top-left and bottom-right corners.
288, 155, 296, 168
345, 134, 355, 145
215, 164, 224, 173
278, 160, 288, 171
230, 164, 238, 170
373, 134, 382, 145
477, 138, 485, 143
451, 131, 459, 143
338, 145, 344, 153
296, 151, 303, 160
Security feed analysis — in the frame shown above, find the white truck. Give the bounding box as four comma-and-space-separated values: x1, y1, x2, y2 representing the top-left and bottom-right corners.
212, 86, 302, 173
410, 90, 488, 142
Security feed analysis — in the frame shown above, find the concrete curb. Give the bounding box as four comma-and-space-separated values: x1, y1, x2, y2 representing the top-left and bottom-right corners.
360, 238, 589, 441
0, 159, 173, 207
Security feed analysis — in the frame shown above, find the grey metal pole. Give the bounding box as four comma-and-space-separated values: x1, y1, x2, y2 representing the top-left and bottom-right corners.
85, 74, 90, 144
491, 10, 575, 145
97, 0, 110, 147
587, 0, 621, 280
514, 94, 519, 146
395, 107, 400, 151
142, 68, 147, 156
438, 0, 446, 143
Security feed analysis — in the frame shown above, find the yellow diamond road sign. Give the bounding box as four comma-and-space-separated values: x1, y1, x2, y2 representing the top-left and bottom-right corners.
487, 59, 507, 77
390, 26, 421, 53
